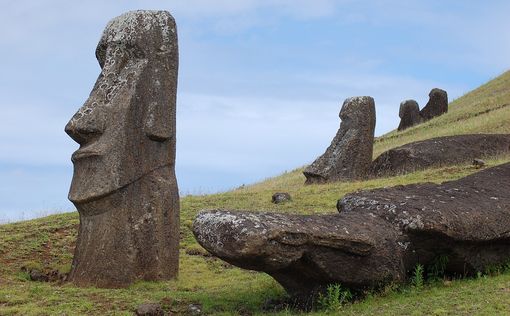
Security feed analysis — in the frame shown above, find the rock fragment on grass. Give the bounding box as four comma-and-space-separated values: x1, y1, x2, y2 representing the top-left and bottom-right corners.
135, 303, 164, 316
473, 158, 486, 168
272, 192, 292, 204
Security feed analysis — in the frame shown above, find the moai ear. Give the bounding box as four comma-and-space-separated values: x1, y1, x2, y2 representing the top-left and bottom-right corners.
145, 101, 173, 142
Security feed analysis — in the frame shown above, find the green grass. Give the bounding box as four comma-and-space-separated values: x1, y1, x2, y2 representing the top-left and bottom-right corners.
2, 71, 510, 315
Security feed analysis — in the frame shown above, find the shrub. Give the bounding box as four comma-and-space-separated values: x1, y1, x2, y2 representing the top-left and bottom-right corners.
412, 264, 424, 289
317, 283, 352, 311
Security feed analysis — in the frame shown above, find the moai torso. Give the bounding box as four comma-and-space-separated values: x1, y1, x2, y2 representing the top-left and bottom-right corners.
65, 10, 179, 288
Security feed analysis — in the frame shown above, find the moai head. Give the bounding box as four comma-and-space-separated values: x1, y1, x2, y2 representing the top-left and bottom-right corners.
337, 96, 376, 138
420, 88, 448, 121
429, 88, 447, 103
399, 100, 419, 119
65, 11, 178, 206
339, 96, 374, 130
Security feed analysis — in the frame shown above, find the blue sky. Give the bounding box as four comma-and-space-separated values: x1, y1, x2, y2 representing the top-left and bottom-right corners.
1, 0, 510, 222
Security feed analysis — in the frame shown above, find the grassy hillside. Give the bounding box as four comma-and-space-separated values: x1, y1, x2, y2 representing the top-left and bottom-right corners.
1, 71, 510, 315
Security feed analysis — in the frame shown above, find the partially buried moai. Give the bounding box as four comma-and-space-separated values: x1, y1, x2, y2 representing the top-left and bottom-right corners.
419, 88, 448, 121
303, 96, 376, 184
397, 99, 421, 131
65, 10, 179, 288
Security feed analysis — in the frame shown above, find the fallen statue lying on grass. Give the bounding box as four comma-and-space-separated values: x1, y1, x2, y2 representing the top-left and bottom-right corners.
193, 163, 510, 301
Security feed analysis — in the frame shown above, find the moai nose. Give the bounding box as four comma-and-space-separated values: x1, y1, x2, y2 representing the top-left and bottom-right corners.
65, 101, 104, 145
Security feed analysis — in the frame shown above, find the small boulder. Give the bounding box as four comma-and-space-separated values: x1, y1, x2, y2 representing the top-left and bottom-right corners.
29, 269, 48, 282
420, 88, 448, 121
398, 99, 421, 131
135, 303, 164, 316
272, 192, 292, 204
473, 158, 486, 168
187, 304, 202, 315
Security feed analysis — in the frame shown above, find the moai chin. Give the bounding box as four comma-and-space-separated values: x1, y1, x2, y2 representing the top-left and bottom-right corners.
65, 10, 179, 288
303, 96, 376, 184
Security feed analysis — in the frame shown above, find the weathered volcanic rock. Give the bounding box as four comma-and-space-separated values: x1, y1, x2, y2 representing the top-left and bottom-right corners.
193, 163, 510, 298
303, 96, 376, 184
65, 10, 180, 288
371, 134, 510, 177
473, 158, 486, 168
420, 88, 448, 121
135, 303, 164, 316
397, 99, 421, 131
272, 192, 292, 204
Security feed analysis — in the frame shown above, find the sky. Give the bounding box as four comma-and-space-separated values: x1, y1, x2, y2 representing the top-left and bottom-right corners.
1, 0, 510, 222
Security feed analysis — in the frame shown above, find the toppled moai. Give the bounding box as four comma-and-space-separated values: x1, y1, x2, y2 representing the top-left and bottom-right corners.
303, 96, 376, 184
193, 163, 510, 300
65, 10, 180, 288
397, 99, 421, 131
371, 134, 510, 177
420, 88, 448, 121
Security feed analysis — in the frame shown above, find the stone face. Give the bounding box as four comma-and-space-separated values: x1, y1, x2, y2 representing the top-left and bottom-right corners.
419, 88, 448, 121
397, 99, 421, 131
303, 96, 376, 184
65, 10, 179, 288
272, 192, 292, 204
193, 163, 510, 298
371, 134, 510, 177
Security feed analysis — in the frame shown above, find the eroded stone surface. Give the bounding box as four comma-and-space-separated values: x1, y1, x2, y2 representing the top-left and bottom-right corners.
65, 10, 179, 288
420, 88, 448, 121
135, 303, 164, 316
272, 192, 292, 204
303, 96, 376, 184
193, 163, 510, 298
398, 99, 421, 131
371, 134, 510, 177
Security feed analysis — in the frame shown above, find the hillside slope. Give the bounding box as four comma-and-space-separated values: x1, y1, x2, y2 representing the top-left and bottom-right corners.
1, 71, 510, 315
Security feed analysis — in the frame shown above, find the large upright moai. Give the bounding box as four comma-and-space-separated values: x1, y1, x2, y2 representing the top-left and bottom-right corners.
65, 10, 179, 288
303, 96, 376, 184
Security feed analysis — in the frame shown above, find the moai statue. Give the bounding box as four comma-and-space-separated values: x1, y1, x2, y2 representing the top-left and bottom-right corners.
303, 96, 376, 184
419, 88, 448, 121
65, 10, 179, 288
397, 99, 421, 131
